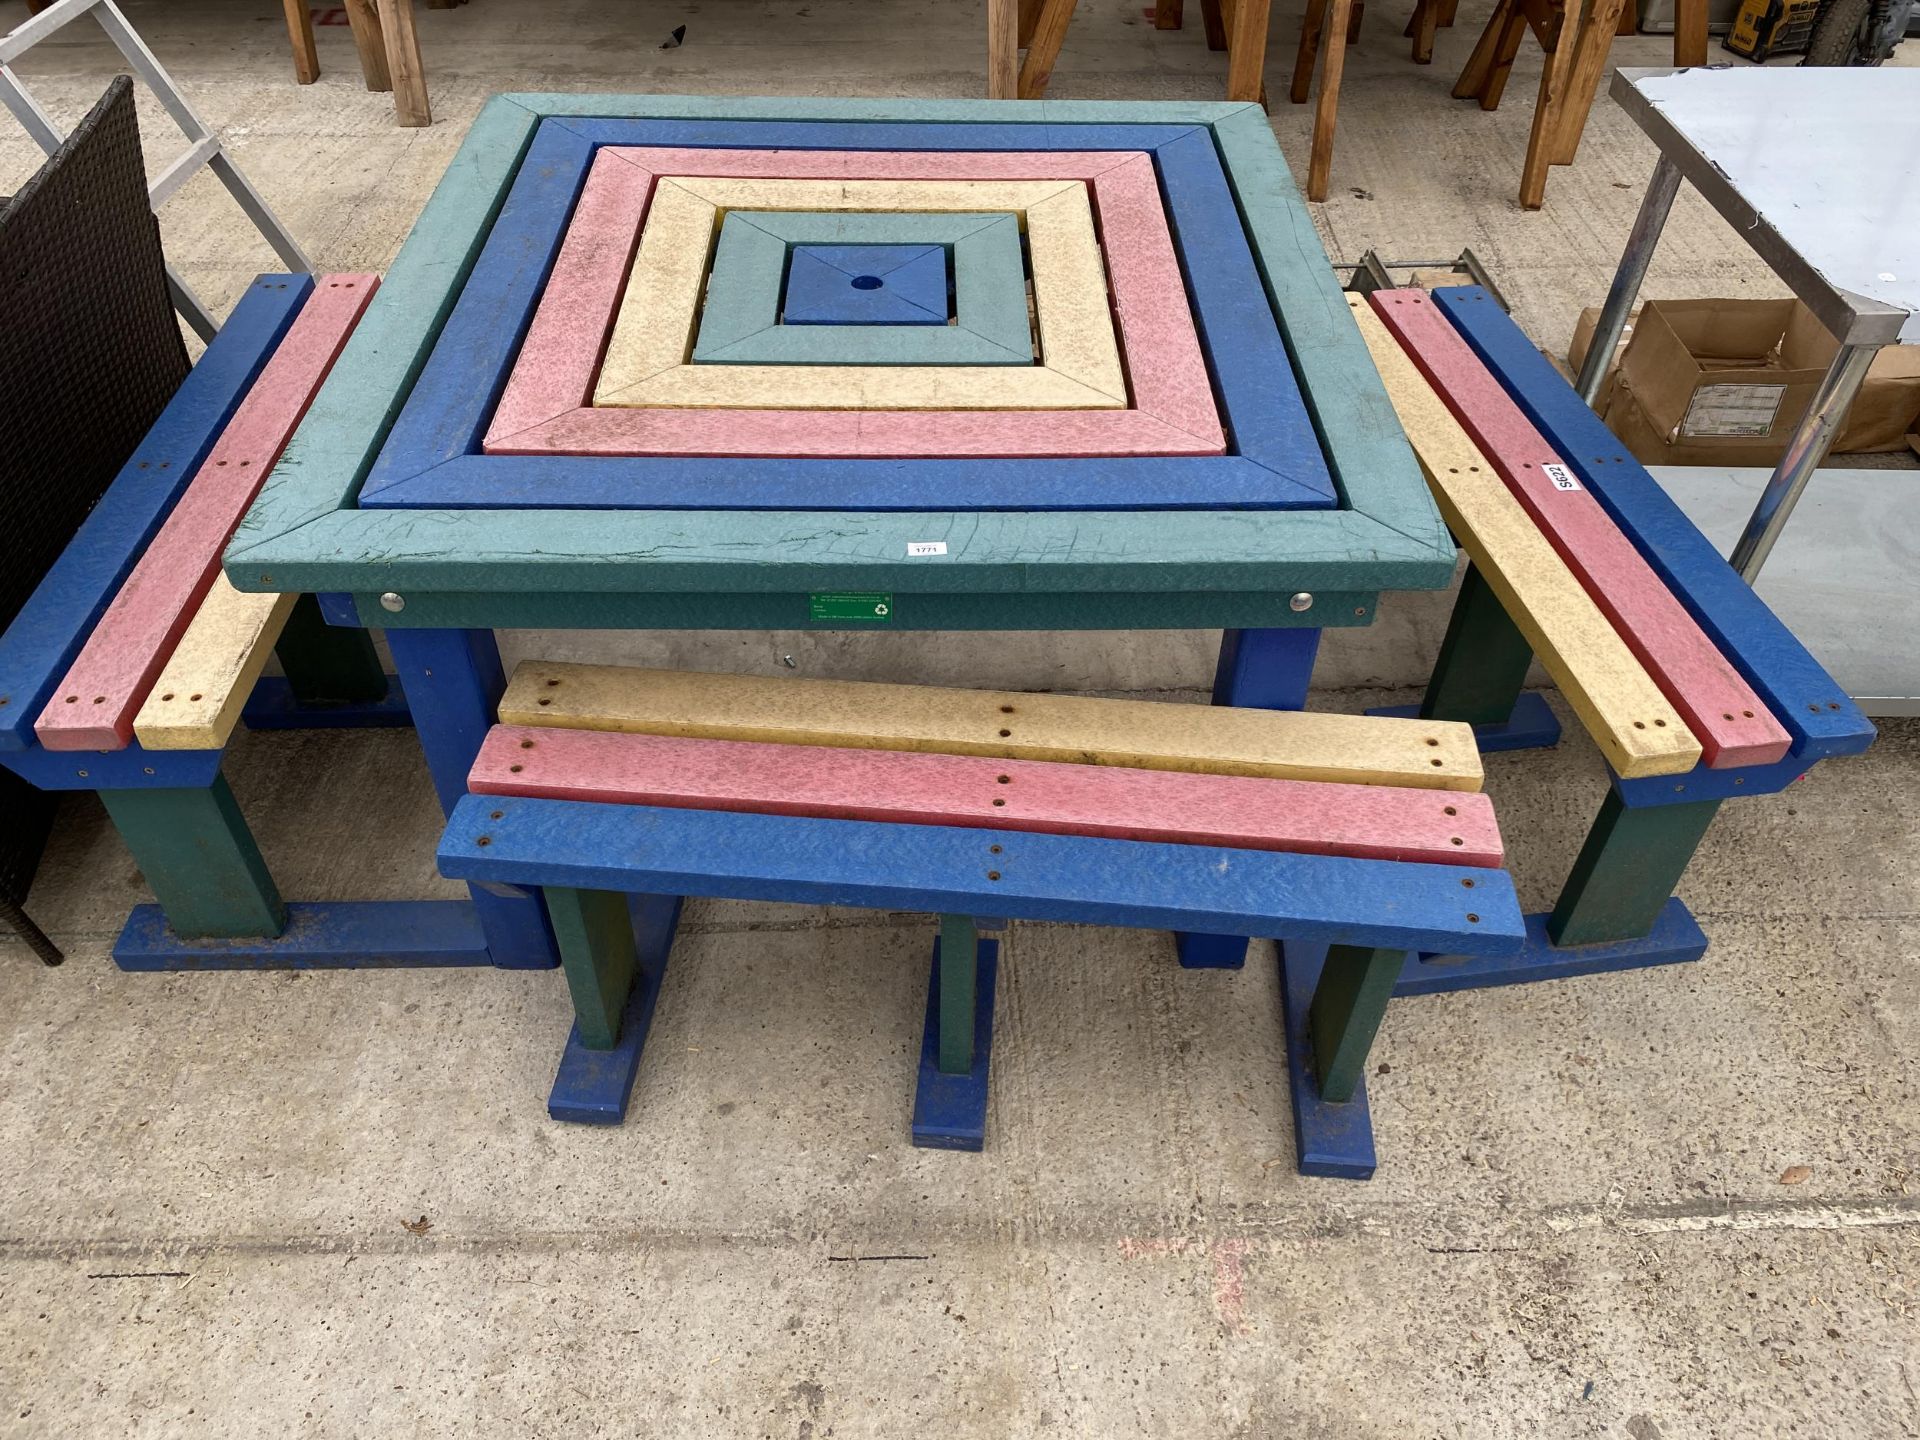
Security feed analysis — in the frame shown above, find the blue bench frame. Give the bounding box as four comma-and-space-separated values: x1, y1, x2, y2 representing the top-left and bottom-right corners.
439, 792, 1528, 1176
1369, 285, 1875, 980
354, 117, 1337, 513
0, 275, 482, 970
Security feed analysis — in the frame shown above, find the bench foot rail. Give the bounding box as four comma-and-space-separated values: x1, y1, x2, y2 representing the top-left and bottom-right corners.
1368, 691, 1561, 754
547, 892, 681, 1124
1396, 897, 1706, 995
911, 918, 1001, 1151
240, 675, 414, 731
113, 897, 489, 969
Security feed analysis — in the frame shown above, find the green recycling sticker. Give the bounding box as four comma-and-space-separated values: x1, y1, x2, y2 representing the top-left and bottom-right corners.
809, 591, 894, 623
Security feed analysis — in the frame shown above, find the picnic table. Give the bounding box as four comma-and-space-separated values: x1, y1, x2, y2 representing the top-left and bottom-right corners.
211, 92, 1543, 1171
223, 92, 1468, 961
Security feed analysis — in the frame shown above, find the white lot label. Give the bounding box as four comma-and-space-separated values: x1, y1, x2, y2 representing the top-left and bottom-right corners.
906, 541, 948, 557
1542, 463, 1581, 492
1682, 384, 1786, 439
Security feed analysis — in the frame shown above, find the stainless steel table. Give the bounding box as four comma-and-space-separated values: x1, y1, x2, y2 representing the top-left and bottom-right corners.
1579, 65, 1920, 580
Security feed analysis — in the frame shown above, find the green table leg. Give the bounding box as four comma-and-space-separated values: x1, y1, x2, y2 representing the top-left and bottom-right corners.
937, 914, 978, 1076
1420, 563, 1535, 725
275, 593, 389, 706
1548, 790, 1722, 947
548, 886, 636, 1049
99, 777, 286, 938
1308, 944, 1402, 1103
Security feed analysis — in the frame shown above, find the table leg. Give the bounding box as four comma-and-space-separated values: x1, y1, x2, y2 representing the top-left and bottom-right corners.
1306, 0, 1352, 198
1549, 0, 1629, 166
1017, 0, 1080, 98
988, 0, 1019, 98
372, 0, 430, 127
385, 627, 558, 968
1518, 1, 1581, 209
1727, 342, 1880, 582
1576, 154, 1682, 405
343, 0, 394, 91
1290, 0, 1328, 104
1176, 627, 1322, 969
281, 0, 319, 83
1672, 0, 1708, 65
1227, 0, 1275, 103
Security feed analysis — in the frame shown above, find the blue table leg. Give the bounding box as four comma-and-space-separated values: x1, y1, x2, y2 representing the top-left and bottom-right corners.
1176, 627, 1322, 969
911, 924, 1000, 1151
385, 627, 559, 969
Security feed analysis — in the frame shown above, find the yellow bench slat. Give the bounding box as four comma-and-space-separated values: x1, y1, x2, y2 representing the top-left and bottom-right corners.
498, 661, 1487, 792
131, 580, 297, 751
1351, 299, 1701, 778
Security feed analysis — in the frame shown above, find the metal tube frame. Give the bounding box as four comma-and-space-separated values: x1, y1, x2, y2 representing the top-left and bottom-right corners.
0, 0, 311, 341
1576, 155, 1683, 405
1585, 146, 1896, 585
1727, 340, 1881, 581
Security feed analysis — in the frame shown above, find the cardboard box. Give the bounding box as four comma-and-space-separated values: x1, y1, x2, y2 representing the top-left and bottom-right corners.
1575, 298, 1920, 465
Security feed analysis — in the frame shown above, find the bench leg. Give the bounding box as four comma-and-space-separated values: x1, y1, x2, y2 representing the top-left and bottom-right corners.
1176, 627, 1323, 970
1549, 789, 1720, 947
1309, 944, 1401, 1102
1367, 563, 1562, 752
547, 889, 681, 1124
385, 628, 559, 969
1277, 940, 1383, 1178
242, 594, 415, 733
912, 915, 1001, 1151
100, 777, 286, 939
276, 594, 390, 707
550, 886, 635, 1048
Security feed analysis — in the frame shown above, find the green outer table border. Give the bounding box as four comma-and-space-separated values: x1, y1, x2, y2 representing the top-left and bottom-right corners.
227, 95, 1449, 622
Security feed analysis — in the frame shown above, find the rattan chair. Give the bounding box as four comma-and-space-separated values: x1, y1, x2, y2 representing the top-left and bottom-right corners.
0, 75, 192, 965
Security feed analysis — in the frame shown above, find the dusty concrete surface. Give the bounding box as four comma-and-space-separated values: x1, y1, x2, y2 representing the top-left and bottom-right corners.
1, 2, 1917, 1436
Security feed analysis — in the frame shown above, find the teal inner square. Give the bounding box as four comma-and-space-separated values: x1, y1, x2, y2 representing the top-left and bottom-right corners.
691, 210, 1035, 367
783, 244, 950, 326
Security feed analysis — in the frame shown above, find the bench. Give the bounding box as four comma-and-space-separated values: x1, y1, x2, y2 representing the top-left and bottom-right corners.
436, 661, 1527, 1176
0, 272, 476, 968
1350, 285, 1874, 973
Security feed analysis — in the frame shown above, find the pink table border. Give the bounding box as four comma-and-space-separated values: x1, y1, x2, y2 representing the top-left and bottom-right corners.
484, 147, 1225, 460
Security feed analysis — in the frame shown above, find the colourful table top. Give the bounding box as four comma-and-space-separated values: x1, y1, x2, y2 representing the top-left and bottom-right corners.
226, 95, 1453, 632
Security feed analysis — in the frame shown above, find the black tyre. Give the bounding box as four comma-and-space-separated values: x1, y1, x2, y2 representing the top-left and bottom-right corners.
1802, 0, 1874, 63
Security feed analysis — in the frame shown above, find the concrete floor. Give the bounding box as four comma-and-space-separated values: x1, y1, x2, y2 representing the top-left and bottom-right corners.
2, 2, 1917, 1436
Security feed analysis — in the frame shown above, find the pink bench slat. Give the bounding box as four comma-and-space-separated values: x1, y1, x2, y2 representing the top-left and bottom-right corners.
1371, 289, 1792, 770
35, 276, 377, 751
470, 726, 1505, 867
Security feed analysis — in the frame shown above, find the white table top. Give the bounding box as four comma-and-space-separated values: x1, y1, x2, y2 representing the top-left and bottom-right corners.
1616, 67, 1920, 346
